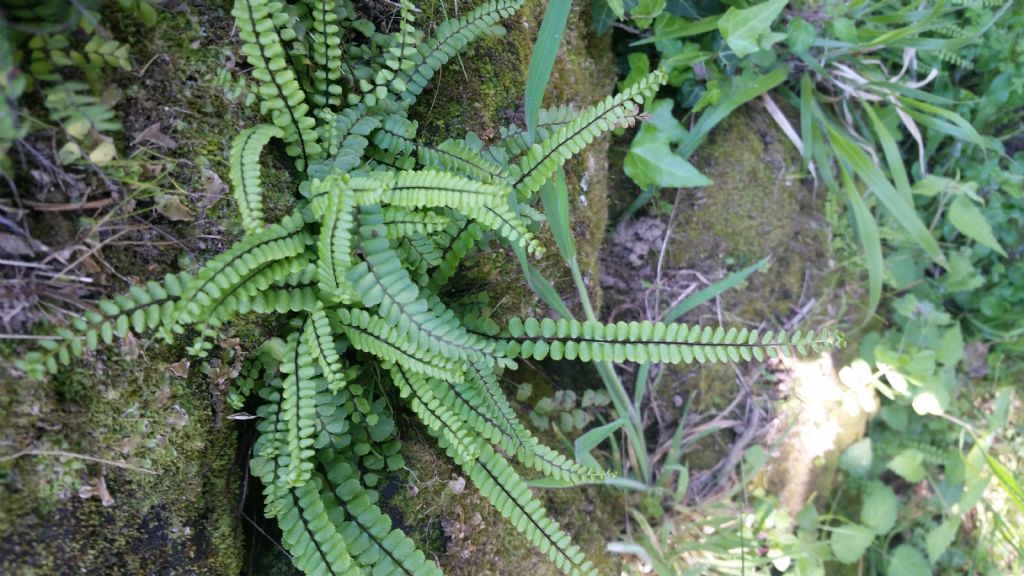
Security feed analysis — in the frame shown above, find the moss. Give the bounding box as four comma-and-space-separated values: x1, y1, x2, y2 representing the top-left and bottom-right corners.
385, 436, 620, 576
411, 0, 615, 321
601, 106, 831, 472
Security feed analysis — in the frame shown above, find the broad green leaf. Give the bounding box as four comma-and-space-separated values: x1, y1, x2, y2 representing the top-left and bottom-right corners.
861, 481, 898, 535
948, 196, 1007, 257
618, 53, 650, 91
718, 0, 789, 58
606, 0, 625, 19
926, 519, 959, 564
787, 17, 816, 53
887, 545, 930, 576
840, 437, 873, 478
888, 449, 927, 483
829, 523, 874, 564
630, 0, 666, 28
826, 124, 946, 267
937, 323, 964, 366
625, 122, 710, 189
525, 0, 571, 141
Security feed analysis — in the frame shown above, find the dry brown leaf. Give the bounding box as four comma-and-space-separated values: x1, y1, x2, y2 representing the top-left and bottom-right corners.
167, 359, 190, 379
79, 476, 115, 506
199, 169, 227, 209
156, 195, 194, 221
134, 122, 178, 150
166, 404, 189, 427
447, 475, 466, 494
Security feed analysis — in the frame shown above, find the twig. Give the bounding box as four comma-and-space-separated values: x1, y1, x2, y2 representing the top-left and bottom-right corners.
0, 448, 158, 475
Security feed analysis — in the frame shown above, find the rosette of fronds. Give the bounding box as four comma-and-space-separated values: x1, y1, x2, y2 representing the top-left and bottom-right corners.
19, 1, 844, 574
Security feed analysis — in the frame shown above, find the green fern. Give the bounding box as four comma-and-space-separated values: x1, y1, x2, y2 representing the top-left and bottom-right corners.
18, 1, 844, 575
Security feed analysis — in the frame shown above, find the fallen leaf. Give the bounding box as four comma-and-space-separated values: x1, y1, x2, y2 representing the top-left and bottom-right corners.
114, 436, 142, 454
166, 404, 189, 427
199, 169, 227, 208
226, 412, 258, 421
89, 140, 117, 165
134, 122, 178, 150
167, 359, 190, 379
0, 232, 42, 257
447, 475, 466, 494
79, 476, 115, 506
156, 195, 194, 221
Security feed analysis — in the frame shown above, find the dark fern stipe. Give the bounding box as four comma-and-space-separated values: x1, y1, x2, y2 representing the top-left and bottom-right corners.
18, 1, 844, 574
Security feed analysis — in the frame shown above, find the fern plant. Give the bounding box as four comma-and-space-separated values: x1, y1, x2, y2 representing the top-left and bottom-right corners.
19, 1, 843, 574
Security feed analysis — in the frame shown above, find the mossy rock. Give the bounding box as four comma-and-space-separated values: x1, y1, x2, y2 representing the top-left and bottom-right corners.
602, 105, 831, 474
417, 0, 615, 321
385, 1, 622, 573
3, 0, 623, 574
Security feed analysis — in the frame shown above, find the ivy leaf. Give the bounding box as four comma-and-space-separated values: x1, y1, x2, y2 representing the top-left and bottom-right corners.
829, 523, 874, 564
926, 519, 960, 564
861, 481, 898, 535
948, 196, 1007, 257
888, 449, 927, 483
787, 17, 816, 53
605, 0, 625, 19
886, 545, 930, 576
624, 102, 710, 190
718, 0, 788, 58
631, 0, 667, 28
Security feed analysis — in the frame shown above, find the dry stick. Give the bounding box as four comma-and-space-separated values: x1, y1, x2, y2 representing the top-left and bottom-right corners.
0, 448, 158, 475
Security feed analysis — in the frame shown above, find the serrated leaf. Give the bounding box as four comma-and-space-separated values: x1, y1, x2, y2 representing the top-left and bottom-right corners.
887, 545, 930, 576
888, 449, 927, 483
926, 519, 959, 564
861, 481, 898, 535
948, 196, 1006, 257
829, 523, 874, 564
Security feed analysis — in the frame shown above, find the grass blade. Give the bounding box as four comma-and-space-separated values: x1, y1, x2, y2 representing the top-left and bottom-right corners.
826, 124, 947, 267
841, 166, 883, 322
525, 0, 572, 142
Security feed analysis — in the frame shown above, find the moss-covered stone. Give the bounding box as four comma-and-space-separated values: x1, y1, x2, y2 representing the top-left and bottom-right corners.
414, 0, 615, 320
2, 1, 625, 574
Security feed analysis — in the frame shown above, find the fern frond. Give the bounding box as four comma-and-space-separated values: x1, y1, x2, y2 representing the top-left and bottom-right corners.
426, 217, 484, 291
229, 123, 284, 235
502, 318, 845, 364
459, 442, 597, 576
280, 322, 322, 487
381, 206, 449, 238
307, 304, 348, 392
19, 271, 191, 376
347, 205, 502, 362
509, 70, 665, 199
320, 456, 444, 576
391, 0, 524, 105
390, 365, 481, 466
383, 170, 509, 211
277, 477, 362, 576
432, 369, 607, 484
233, 0, 322, 170
312, 184, 358, 303
460, 203, 544, 256
335, 308, 464, 381
303, 0, 345, 107
172, 211, 313, 328
466, 360, 605, 482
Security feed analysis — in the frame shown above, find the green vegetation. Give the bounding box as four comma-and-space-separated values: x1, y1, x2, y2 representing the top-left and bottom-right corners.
600, 0, 1024, 574
2, 0, 1021, 574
